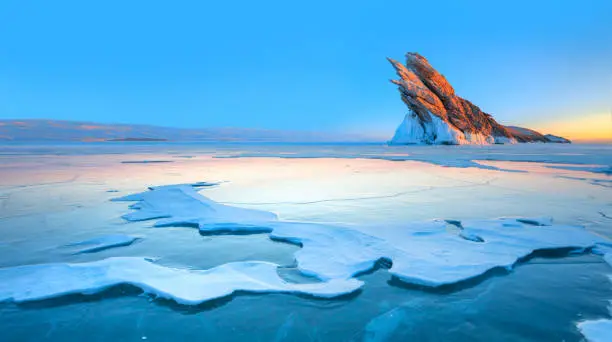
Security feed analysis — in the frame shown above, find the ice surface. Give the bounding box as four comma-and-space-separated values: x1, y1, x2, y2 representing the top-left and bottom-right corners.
214, 143, 612, 176
274, 313, 298, 342
121, 160, 174, 164
557, 176, 612, 189
0, 257, 363, 305
1, 142, 611, 340
117, 184, 607, 286
546, 165, 611, 175
65, 234, 141, 254
364, 307, 407, 342
149, 181, 220, 189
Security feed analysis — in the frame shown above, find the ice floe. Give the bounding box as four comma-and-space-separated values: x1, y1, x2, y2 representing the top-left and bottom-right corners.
380, 218, 603, 286
65, 234, 141, 254
112, 183, 276, 229
0, 257, 363, 305
116, 183, 607, 287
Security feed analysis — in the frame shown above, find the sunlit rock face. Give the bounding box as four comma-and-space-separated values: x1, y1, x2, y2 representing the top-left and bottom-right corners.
388, 53, 570, 145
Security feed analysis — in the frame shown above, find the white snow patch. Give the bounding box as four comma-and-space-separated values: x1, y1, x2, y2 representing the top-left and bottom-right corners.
578, 318, 612, 342
0, 257, 363, 305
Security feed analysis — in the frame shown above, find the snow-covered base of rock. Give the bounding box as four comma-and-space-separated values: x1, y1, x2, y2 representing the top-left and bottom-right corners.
0, 257, 363, 305
389, 110, 516, 145
545, 134, 571, 143
116, 184, 606, 286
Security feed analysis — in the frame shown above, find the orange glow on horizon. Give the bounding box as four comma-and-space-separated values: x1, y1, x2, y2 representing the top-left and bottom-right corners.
530, 112, 612, 142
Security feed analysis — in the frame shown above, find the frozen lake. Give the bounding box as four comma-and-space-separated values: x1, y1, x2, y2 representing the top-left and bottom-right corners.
0, 142, 611, 341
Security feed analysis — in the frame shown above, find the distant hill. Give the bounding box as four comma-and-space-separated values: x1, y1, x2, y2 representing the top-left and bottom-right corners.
0, 120, 375, 143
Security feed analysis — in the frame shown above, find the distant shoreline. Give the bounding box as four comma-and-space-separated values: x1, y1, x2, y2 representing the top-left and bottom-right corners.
106, 137, 168, 142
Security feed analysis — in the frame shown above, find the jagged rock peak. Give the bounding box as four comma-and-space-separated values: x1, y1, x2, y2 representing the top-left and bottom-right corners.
388, 53, 570, 145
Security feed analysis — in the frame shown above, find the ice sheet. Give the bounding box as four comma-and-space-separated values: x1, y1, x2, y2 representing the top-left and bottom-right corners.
0, 257, 363, 305
117, 184, 606, 286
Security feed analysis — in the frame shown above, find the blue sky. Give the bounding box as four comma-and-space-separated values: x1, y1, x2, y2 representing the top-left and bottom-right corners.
1, 0, 611, 139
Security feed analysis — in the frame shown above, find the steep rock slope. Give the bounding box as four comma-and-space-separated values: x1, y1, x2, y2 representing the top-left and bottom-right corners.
388, 53, 569, 145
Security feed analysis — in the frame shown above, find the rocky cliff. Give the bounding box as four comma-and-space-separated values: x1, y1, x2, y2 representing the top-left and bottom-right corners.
388, 53, 570, 145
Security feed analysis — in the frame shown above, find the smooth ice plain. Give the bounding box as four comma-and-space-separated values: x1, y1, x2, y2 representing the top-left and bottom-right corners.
0, 142, 611, 341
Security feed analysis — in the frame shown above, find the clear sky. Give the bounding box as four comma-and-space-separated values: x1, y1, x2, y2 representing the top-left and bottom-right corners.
1, 0, 611, 141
